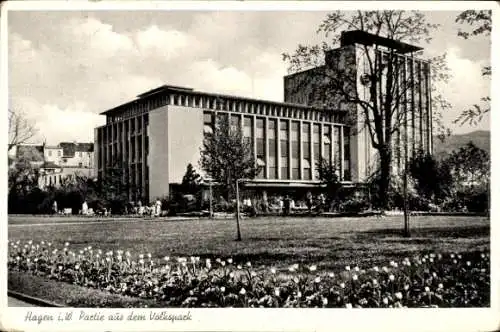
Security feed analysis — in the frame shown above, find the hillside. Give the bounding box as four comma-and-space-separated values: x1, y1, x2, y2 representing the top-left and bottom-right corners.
433, 130, 490, 159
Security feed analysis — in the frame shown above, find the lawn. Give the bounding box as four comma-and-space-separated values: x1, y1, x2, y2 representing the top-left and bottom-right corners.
8, 215, 489, 271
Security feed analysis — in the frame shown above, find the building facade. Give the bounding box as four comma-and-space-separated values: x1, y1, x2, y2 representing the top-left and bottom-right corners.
95, 30, 432, 203
13, 142, 95, 189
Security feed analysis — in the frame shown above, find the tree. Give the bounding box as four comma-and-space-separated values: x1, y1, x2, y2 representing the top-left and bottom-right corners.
8, 146, 44, 213
8, 108, 38, 152
408, 149, 453, 204
454, 10, 492, 126
446, 141, 489, 192
316, 158, 341, 211
199, 116, 259, 200
283, 10, 451, 209
181, 163, 202, 195
97, 155, 134, 214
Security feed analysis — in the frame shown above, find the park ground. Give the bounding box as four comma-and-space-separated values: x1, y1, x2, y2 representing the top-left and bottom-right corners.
8, 215, 489, 271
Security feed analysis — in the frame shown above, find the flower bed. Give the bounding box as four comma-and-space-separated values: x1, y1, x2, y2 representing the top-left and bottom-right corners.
7, 240, 489, 308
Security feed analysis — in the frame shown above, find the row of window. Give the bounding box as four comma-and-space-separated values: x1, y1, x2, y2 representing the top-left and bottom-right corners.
204, 111, 351, 181
107, 91, 347, 125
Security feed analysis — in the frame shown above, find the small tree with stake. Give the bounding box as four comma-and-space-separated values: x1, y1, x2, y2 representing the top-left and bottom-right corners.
316, 158, 341, 211
200, 116, 260, 240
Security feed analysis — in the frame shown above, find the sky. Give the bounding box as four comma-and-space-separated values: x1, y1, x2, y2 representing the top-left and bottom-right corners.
8, 8, 491, 145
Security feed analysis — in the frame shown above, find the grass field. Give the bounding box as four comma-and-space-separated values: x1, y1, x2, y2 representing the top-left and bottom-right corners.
8, 215, 489, 271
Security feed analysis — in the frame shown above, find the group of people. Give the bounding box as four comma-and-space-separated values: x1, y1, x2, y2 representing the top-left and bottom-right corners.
126, 199, 163, 217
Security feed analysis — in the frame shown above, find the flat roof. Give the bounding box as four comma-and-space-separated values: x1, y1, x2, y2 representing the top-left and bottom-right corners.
340, 30, 423, 54
100, 84, 343, 116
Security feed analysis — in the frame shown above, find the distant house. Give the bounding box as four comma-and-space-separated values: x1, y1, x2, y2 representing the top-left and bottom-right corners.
12, 142, 95, 189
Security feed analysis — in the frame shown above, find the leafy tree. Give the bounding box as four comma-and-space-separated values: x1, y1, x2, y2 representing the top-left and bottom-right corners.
8, 109, 38, 152
199, 116, 259, 200
282, 10, 451, 209
454, 10, 491, 126
181, 163, 202, 195
408, 149, 453, 204
446, 141, 489, 192
316, 158, 341, 211
97, 155, 134, 214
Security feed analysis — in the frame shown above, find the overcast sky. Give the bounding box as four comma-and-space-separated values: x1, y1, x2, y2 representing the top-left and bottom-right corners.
8, 9, 491, 145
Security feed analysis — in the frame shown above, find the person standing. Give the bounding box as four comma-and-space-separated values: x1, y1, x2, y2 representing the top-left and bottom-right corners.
82, 201, 88, 215
155, 198, 162, 217
52, 200, 58, 215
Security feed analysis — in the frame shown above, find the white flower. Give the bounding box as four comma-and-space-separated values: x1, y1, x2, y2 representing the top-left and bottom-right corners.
237, 265, 242, 270
382, 266, 388, 273
309, 265, 317, 272
352, 274, 358, 281
425, 286, 430, 293
458, 254, 462, 259
251, 271, 257, 277
58, 265, 63, 270
345, 265, 351, 271
450, 253, 455, 258
148, 253, 152, 258
274, 288, 280, 297
164, 256, 170, 261
139, 259, 144, 264
322, 297, 328, 306
239, 288, 246, 295
389, 274, 395, 281
79, 250, 84, 255
16, 256, 20, 261
227, 258, 233, 264
139, 254, 144, 259
216, 258, 221, 263
328, 272, 335, 278
345, 303, 352, 308
453, 259, 457, 264
220, 286, 226, 293
288, 266, 296, 272
340, 282, 345, 289
106, 257, 111, 262
246, 262, 252, 267
432, 272, 437, 278
382, 297, 389, 305
270, 268, 277, 274
466, 261, 471, 266
404, 284, 410, 291
297, 291, 302, 298
481, 253, 485, 259
65, 242, 69, 246
372, 279, 378, 285
438, 283, 444, 289
314, 276, 321, 283
126, 251, 131, 257
429, 258, 434, 263
373, 266, 379, 272
34, 258, 38, 262
229, 272, 235, 278
395, 292, 403, 300
221, 261, 226, 267
354, 266, 360, 272
75, 264, 80, 270
422, 258, 426, 263
26, 258, 30, 263
293, 277, 299, 283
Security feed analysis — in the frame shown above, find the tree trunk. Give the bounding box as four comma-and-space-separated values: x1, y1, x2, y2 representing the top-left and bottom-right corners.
378, 146, 392, 210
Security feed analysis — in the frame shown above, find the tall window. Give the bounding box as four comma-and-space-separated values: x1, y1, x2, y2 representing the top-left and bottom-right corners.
343, 128, 351, 181
334, 126, 341, 178
268, 119, 277, 179
230, 114, 241, 132
313, 124, 320, 179
324, 125, 331, 164
280, 120, 289, 180
203, 111, 214, 137
302, 123, 311, 180
243, 117, 253, 159
291, 121, 300, 180
256, 118, 265, 178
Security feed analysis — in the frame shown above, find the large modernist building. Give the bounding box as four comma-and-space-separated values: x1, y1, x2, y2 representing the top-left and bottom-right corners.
95, 30, 433, 203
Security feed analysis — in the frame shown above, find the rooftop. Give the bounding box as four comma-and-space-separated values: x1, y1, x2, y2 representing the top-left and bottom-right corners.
100, 84, 339, 116
340, 30, 423, 54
